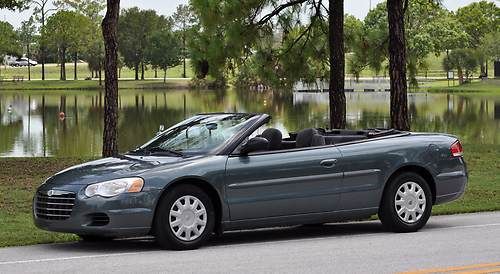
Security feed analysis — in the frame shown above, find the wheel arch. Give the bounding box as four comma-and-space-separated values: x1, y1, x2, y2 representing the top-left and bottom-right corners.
151, 177, 224, 236
382, 165, 436, 205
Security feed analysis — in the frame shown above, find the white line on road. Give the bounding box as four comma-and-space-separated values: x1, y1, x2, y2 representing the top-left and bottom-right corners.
1, 222, 499, 266
0, 251, 153, 266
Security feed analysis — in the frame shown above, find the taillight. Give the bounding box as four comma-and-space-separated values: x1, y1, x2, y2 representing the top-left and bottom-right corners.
450, 140, 463, 157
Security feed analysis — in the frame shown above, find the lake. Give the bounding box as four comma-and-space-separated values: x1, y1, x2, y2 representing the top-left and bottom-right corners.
0, 89, 498, 157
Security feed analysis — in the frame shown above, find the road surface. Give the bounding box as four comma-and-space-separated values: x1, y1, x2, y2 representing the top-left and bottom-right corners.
1, 212, 499, 274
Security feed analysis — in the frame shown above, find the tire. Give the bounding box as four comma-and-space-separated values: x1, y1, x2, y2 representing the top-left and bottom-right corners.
78, 235, 115, 242
379, 172, 432, 232
154, 184, 215, 250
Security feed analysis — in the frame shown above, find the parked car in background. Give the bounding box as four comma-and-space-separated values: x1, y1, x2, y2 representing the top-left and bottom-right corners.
5, 56, 38, 67
33, 113, 468, 250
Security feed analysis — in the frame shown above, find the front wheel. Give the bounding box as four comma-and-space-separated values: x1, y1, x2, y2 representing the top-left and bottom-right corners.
379, 172, 432, 232
154, 185, 215, 250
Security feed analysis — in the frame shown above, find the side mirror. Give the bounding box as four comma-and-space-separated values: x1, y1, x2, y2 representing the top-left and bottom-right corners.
157, 124, 165, 135
240, 137, 269, 155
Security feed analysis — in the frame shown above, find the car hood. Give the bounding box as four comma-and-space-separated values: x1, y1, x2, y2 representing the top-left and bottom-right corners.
42, 155, 200, 187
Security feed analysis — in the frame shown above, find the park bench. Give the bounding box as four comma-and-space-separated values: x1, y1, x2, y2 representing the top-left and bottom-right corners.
12, 75, 24, 82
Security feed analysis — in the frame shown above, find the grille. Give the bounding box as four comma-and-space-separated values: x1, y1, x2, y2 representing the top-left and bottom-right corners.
35, 191, 76, 220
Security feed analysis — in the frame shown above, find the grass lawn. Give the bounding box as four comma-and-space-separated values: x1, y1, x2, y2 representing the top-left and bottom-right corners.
0, 79, 193, 91
0, 143, 498, 247
427, 79, 500, 94
0, 60, 194, 80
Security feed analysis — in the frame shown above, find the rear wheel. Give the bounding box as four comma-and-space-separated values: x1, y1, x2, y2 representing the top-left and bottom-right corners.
154, 185, 215, 250
379, 172, 432, 232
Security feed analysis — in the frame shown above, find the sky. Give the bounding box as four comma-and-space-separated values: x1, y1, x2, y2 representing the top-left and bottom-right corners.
0, 0, 496, 29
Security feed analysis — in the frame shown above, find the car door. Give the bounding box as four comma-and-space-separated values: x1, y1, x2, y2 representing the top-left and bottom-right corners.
224, 146, 343, 220
336, 140, 389, 211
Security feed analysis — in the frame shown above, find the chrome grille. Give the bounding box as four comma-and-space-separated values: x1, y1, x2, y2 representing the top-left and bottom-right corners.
35, 191, 76, 220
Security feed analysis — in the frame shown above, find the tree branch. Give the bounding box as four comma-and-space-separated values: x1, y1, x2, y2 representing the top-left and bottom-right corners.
256, 0, 308, 25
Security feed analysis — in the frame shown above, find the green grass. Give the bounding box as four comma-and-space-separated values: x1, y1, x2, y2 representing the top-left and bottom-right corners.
427, 79, 500, 94
0, 60, 194, 80
0, 79, 193, 91
0, 143, 498, 247
0, 158, 88, 247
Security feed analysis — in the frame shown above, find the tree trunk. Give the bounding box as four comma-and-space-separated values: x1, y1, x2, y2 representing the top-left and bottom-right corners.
41, 48, 45, 80
134, 63, 139, 80
164, 69, 167, 83
27, 41, 31, 81
328, 0, 346, 129
102, 0, 120, 157
154, 68, 157, 78
141, 61, 145, 80
74, 52, 78, 80
99, 69, 102, 86
182, 30, 186, 78
387, 0, 409, 130
60, 48, 66, 80
41, 12, 45, 81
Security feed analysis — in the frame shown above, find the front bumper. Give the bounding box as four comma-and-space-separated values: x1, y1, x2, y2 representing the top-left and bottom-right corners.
33, 184, 161, 237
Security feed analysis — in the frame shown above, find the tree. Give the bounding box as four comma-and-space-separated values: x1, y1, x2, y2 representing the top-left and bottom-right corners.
118, 8, 169, 80
456, 1, 499, 49
31, 0, 56, 80
54, 0, 105, 80
387, 0, 409, 130
85, 30, 104, 83
443, 49, 478, 84
456, 1, 500, 75
146, 30, 182, 82
172, 4, 196, 78
0, 21, 21, 77
190, 0, 347, 128
0, 0, 27, 10
481, 31, 500, 63
102, 0, 120, 157
54, 0, 105, 21
18, 18, 37, 80
329, 0, 345, 129
42, 10, 92, 80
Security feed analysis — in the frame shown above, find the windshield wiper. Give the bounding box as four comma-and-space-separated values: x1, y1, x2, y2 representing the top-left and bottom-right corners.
129, 147, 183, 157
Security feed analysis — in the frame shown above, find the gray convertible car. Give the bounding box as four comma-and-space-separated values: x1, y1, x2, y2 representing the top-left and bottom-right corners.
34, 113, 467, 250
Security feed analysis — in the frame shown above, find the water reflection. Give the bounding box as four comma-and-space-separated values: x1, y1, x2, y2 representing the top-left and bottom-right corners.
0, 90, 498, 157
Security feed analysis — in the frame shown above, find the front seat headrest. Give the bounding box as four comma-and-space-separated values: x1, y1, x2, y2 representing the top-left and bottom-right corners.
261, 128, 282, 150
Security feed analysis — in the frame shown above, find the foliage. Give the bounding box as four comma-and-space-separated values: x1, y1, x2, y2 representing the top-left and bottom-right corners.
118, 7, 171, 80
443, 48, 478, 83
480, 31, 500, 61
172, 4, 197, 77
41, 10, 93, 79
146, 30, 182, 82
54, 0, 105, 22
0, 0, 27, 10
455, 1, 500, 48
189, 0, 333, 89
0, 21, 21, 62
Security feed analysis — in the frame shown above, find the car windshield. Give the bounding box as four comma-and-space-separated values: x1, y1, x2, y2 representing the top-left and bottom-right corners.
131, 114, 259, 156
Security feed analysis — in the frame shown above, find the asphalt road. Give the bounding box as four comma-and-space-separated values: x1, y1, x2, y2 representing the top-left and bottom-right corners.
1, 212, 499, 274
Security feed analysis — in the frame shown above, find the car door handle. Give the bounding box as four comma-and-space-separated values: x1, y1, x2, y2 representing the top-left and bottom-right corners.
320, 159, 337, 168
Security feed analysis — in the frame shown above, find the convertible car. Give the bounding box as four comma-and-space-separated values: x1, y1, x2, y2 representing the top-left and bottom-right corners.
34, 113, 468, 250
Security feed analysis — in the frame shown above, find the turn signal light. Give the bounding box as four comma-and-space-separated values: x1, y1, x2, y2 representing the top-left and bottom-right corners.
450, 140, 463, 157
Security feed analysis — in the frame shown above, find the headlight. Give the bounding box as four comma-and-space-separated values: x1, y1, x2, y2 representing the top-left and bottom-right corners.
84, 177, 144, 198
